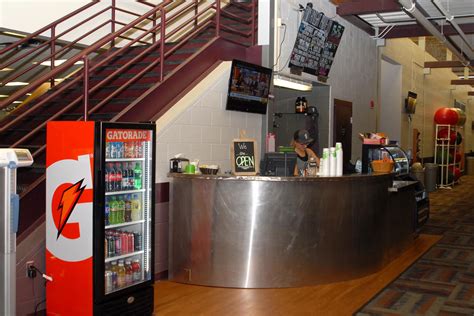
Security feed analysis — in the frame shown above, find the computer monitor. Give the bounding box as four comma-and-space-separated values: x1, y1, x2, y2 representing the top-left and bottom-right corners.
261, 152, 297, 177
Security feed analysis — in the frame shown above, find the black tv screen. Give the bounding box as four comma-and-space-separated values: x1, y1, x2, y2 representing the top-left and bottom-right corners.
405, 91, 417, 114
226, 59, 273, 114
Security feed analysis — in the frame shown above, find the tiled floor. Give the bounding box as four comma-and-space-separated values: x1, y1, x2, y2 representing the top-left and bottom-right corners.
357, 175, 474, 315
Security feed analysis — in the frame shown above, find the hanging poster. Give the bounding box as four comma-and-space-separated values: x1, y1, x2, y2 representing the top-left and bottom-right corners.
288, 5, 345, 79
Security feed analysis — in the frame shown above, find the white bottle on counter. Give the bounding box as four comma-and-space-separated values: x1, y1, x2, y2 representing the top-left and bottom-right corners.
329, 147, 336, 176
266, 133, 276, 152
321, 148, 330, 176
335, 142, 343, 176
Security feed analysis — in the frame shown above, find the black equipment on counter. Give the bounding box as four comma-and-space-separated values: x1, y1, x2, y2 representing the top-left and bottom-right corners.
261, 152, 297, 177
169, 157, 189, 173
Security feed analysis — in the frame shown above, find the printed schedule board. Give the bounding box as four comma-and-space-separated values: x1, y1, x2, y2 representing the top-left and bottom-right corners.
231, 139, 258, 175
288, 5, 344, 78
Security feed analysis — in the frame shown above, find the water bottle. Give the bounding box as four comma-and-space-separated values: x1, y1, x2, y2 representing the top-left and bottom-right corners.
134, 163, 142, 190
104, 198, 110, 226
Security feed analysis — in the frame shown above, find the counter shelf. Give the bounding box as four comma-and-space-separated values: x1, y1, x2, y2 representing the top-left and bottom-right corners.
105, 188, 146, 196
105, 219, 144, 230
105, 158, 145, 162
105, 250, 144, 263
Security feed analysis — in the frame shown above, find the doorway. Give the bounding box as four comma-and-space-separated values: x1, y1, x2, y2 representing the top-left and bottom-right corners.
333, 99, 352, 166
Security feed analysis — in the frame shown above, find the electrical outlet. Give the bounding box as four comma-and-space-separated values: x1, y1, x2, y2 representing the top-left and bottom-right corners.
26, 260, 36, 278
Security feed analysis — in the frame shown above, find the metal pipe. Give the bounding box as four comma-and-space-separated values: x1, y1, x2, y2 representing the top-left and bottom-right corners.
83, 56, 89, 121
398, 0, 470, 66
111, 0, 116, 48
160, 7, 165, 82
251, 0, 256, 45
50, 26, 56, 88
194, 0, 198, 27
431, 0, 474, 52
216, 0, 221, 37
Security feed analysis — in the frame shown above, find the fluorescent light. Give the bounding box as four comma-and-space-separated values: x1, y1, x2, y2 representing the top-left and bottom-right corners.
3, 31, 26, 38
0, 95, 8, 97
273, 75, 312, 91
35, 59, 84, 67
26, 93, 32, 96
459, 75, 474, 79
12, 101, 22, 104
5, 82, 28, 86
0, 68, 13, 72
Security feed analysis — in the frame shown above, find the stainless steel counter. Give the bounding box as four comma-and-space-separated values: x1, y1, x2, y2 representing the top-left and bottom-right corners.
169, 173, 416, 288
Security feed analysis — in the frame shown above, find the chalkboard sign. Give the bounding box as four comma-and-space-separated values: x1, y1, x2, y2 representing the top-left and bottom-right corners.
231, 138, 258, 175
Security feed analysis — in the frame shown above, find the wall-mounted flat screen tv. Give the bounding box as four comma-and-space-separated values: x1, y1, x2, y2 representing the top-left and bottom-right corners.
405, 91, 417, 114
226, 59, 273, 114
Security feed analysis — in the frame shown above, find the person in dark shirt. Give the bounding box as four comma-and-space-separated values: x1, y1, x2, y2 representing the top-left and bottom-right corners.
292, 129, 319, 176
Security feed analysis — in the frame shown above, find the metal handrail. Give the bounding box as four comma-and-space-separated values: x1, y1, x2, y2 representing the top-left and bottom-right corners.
0, 1, 173, 112
0, 1, 99, 55
1, 0, 257, 144
4, 0, 257, 209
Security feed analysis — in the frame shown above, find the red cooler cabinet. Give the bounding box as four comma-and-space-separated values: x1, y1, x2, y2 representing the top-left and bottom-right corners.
45, 121, 155, 315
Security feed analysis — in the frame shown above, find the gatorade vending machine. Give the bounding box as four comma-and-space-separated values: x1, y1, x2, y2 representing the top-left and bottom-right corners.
46, 121, 155, 315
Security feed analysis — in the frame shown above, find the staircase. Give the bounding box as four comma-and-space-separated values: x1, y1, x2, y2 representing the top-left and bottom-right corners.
0, 0, 259, 239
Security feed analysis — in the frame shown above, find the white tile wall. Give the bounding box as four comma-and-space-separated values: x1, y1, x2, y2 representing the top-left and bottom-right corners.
155, 62, 264, 182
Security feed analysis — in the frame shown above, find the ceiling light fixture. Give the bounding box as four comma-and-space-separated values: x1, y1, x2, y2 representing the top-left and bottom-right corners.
2, 31, 26, 38
35, 59, 84, 67
0, 95, 9, 98
0, 68, 13, 72
273, 75, 313, 91
4, 82, 28, 86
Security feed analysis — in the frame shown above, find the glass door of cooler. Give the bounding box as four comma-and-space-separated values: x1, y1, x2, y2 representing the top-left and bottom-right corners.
100, 125, 154, 296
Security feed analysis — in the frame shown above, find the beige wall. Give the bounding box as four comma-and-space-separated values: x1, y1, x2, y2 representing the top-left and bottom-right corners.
381, 38, 473, 159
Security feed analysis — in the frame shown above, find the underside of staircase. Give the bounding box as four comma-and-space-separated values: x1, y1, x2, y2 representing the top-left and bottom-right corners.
0, 1, 260, 240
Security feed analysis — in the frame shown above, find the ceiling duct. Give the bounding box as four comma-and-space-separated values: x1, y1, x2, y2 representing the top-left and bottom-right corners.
398, 0, 471, 66
431, 0, 474, 52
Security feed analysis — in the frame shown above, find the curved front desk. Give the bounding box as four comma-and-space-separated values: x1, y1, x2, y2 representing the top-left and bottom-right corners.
168, 173, 415, 288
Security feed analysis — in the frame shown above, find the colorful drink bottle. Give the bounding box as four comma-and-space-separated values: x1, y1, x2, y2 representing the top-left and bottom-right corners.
131, 194, 141, 221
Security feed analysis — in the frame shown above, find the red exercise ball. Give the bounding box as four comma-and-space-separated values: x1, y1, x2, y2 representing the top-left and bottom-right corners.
437, 128, 456, 144
453, 108, 466, 126
449, 149, 462, 162
455, 152, 462, 162
434, 107, 458, 125
448, 166, 462, 180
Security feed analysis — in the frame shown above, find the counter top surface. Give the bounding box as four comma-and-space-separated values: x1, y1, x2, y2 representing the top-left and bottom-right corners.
168, 172, 393, 182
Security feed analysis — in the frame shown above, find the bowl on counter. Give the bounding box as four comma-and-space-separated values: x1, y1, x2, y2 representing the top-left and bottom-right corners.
199, 165, 219, 175
371, 159, 394, 173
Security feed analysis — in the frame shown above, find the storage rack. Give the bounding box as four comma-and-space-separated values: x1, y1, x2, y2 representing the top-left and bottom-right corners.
434, 124, 458, 188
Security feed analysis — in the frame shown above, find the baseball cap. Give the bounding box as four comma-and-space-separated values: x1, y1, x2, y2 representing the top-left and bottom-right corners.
294, 129, 314, 144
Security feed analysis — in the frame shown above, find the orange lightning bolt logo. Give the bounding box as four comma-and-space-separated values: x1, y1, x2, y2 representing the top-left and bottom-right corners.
56, 179, 86, 239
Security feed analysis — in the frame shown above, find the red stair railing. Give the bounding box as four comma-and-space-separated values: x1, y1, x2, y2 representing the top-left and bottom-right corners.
1, 0, 257, 163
